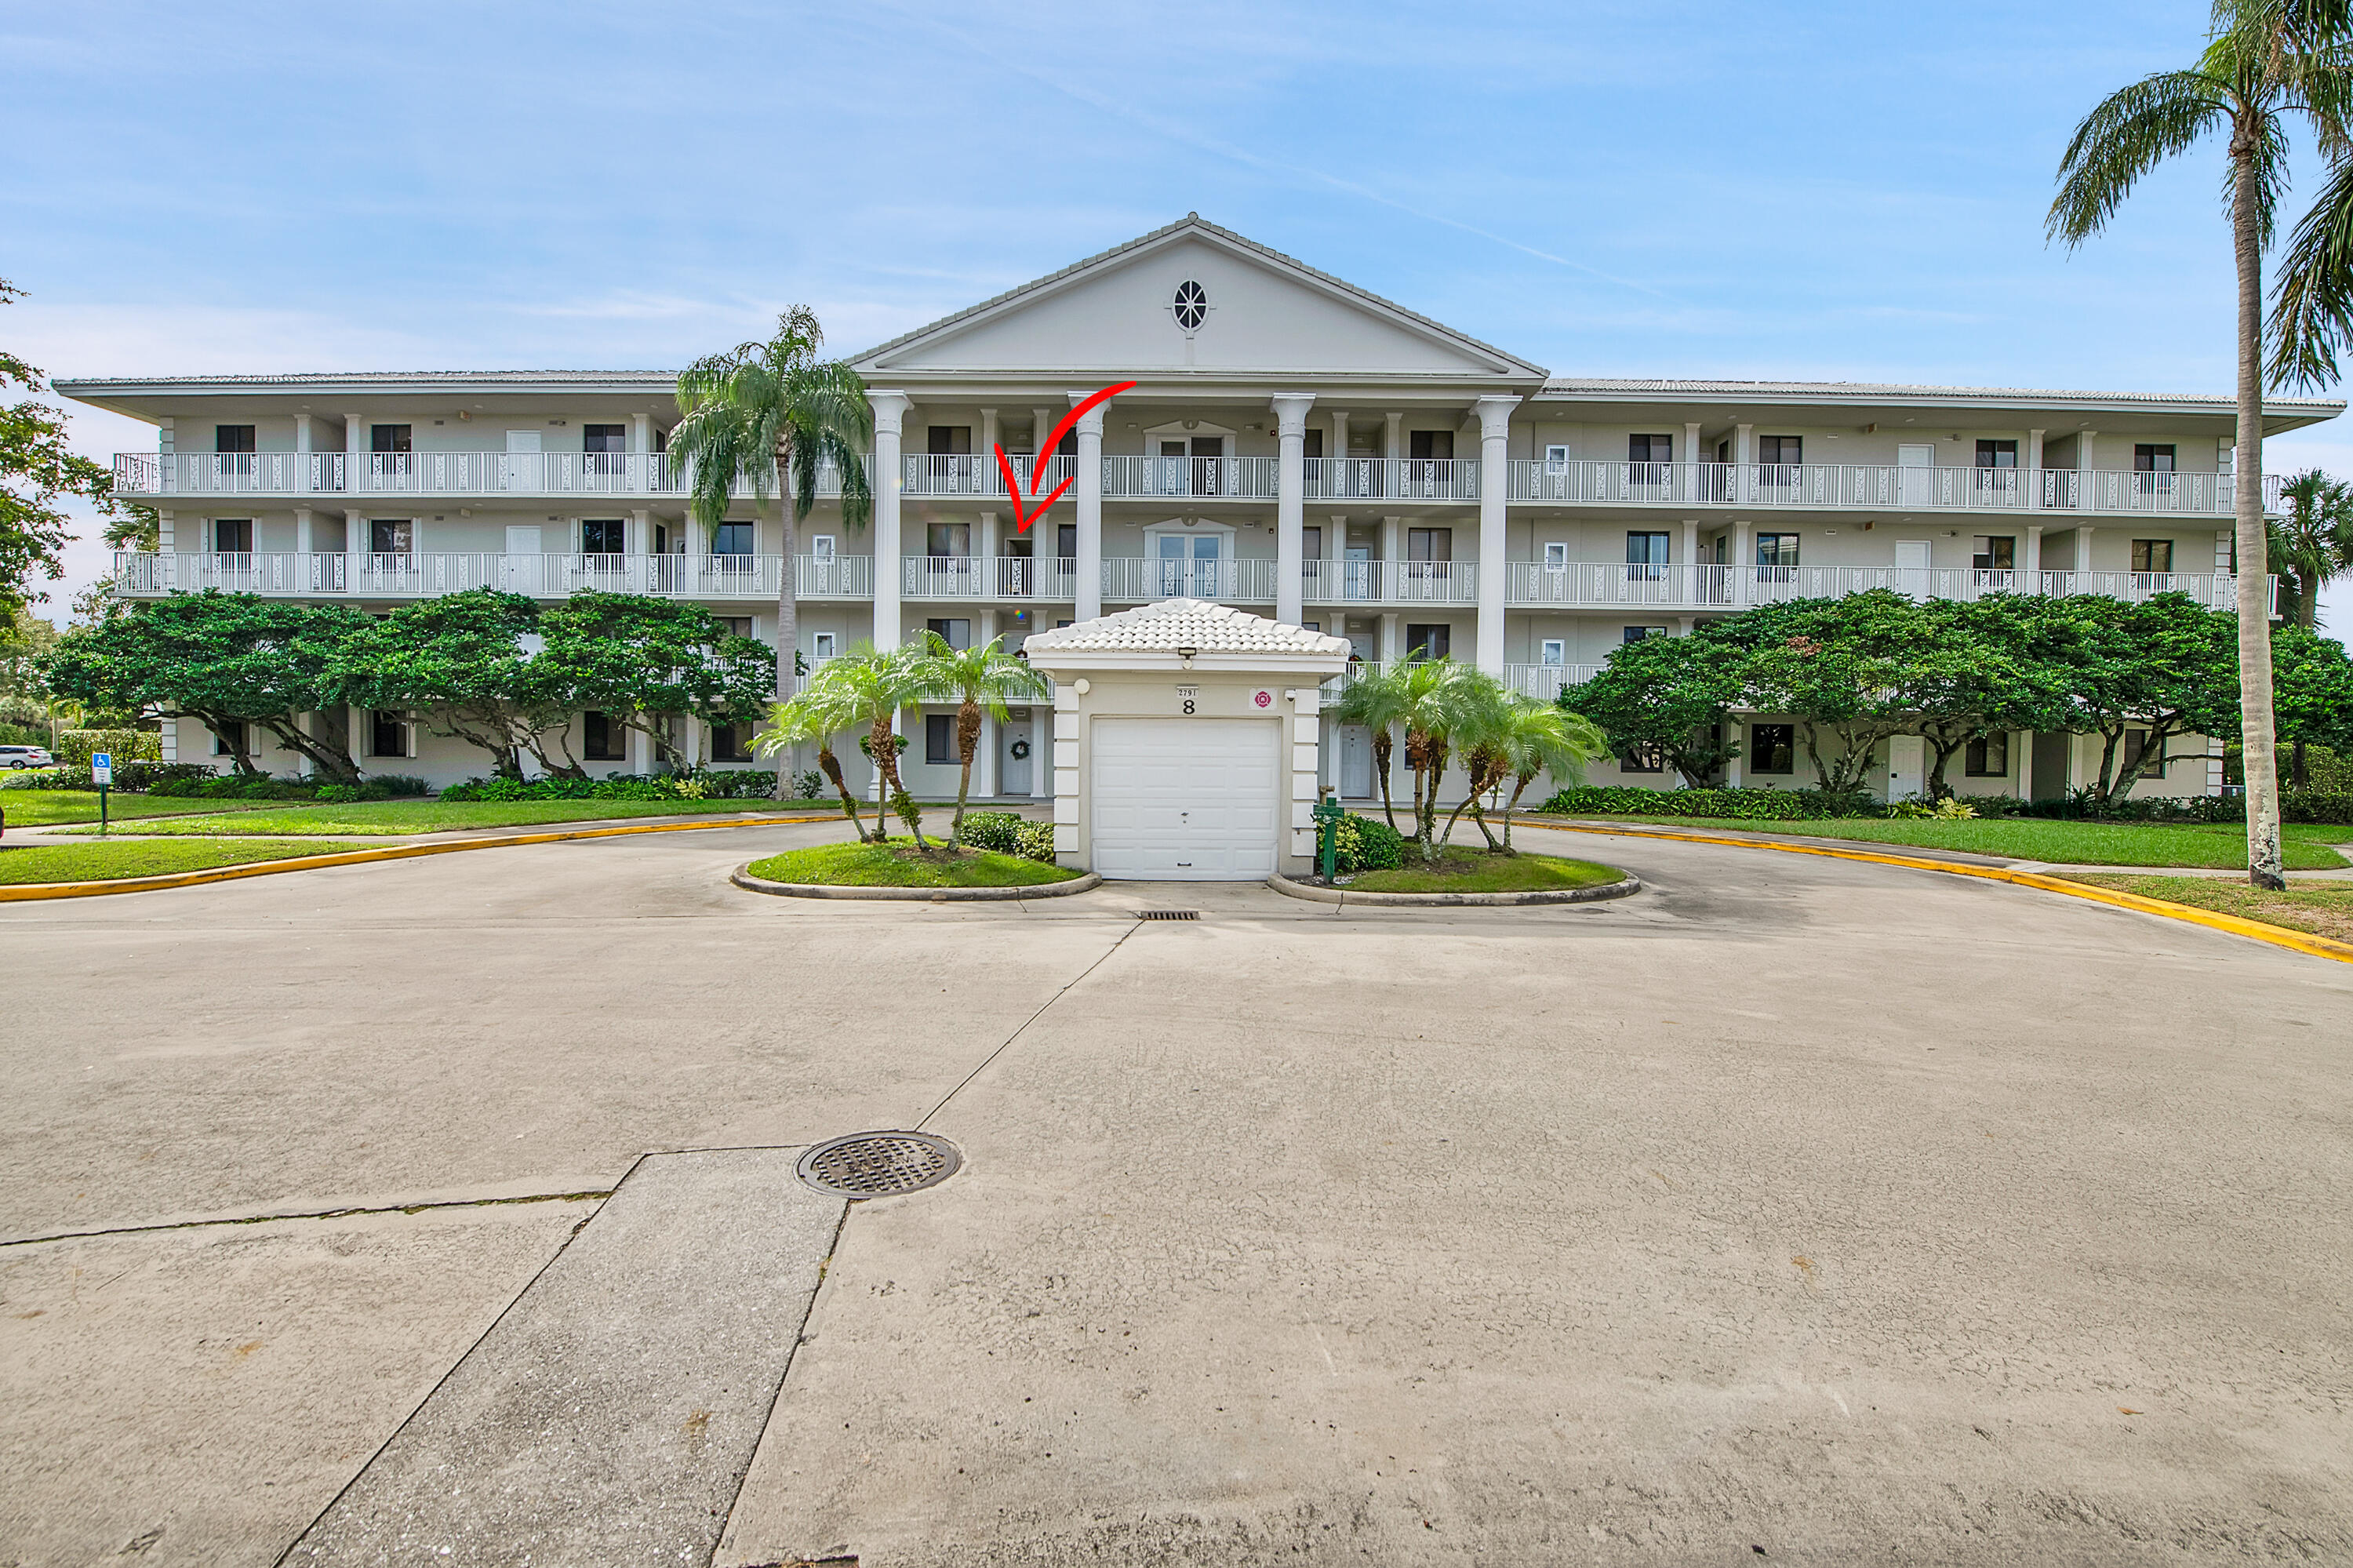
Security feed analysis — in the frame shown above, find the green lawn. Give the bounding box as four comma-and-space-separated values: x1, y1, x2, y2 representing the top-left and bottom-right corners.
2060, 873, 2353, 947
55, 798, 813, 838
1346, 847, 1628, 894
747, 841, 1079, 887
0, 839, 375, 885
0, 790, 278, 827
1523, 813, 2351, 871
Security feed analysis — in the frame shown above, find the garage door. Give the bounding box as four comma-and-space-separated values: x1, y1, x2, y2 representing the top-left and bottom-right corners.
1090, 718, 1281, 880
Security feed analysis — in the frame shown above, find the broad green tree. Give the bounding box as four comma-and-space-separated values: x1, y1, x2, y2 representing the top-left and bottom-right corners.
1558, 632, 1744, 788
2048, 0, 2353, 885
1909, 597, 2072, 798
2, 282, 133, 617
1733, 593, 1929, 794
672, 307, 874, 797
916, 632, 1049, 848
2268, 468, 2353, 628
336, 590, 570, 779
39, 591, 369, 779
2038, 593, 2243, 809
537, 591, 776, 772
2271, 621, 2353, 784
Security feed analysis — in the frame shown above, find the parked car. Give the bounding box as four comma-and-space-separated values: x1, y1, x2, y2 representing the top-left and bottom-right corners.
0, 744, 54, 769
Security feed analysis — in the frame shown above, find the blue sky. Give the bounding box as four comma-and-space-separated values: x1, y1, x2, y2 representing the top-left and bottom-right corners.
3, 0, 2346, 628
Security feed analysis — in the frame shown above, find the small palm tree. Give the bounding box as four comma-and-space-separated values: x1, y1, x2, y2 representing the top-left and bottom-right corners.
786, 642, 931, 846
917, 633, 1049, 847
2270, 467, 2353, 628
1326, 663, 1407, 831
1438, 672, 1516, 852
1493, 698, 1609, 853
672, 307, 874, 799
1388, 657, 1484, 865
756, 676, 869, 841
2049, 0, 2353, 890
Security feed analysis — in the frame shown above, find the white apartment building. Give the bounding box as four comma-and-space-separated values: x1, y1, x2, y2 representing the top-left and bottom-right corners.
63, 215, 2341, 805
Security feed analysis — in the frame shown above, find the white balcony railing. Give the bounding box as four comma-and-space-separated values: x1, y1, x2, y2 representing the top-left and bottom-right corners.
1099, 455, 1279, 500
1100, 557, 1279, 603
110, 451, 864, 500
1504, 663, 1606, 700
1507, 460, 2283, 515
1305, 457, 1480, 502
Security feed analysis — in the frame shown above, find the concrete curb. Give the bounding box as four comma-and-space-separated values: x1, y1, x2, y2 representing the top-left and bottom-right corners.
1265, 868, 1642, 908
733, 864, 1104, 901
1518, 820, 2353, 967
0, 813, 838, 902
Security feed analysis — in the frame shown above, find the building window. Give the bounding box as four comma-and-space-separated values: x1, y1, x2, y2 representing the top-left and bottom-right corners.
1965, 732, 2009, 777
1540, 638, 1566, 666
2134, 444, 2177, 473
1056, 522, 1078, 561
1544, 443, 1570, 473
811, 631, 838, 662
1408, 430, 1455, 462
1619, 740, 1666, 774
2131, 539, 2174, 573
1623, 625, 1667, 642
926, 713, 957, 764
926, 617, 971, 650
809, 534, 835, 562
583, 424, 627, 454
1975, 440, 2018, 468
369, 711, 408, 759
2122, 728, 2154, 776
715, 616, 753, 639
926, 522, 970, 558
215, 424, 256, 454
1172, 280, 1209, 330
1406, 527, 1452, 563
1543, 540, 1569, 569
213, 518, 253, 554
926, 425, 972, 457
1405, 623, 1450, 660
712, 522, 753, 555
1627, 531, 1670, 579
1627, 434, 1673, 464
370, 424, 412, 454
1758, 435, 1802, 466
582, 518, 626, 554
1973, 535, 2016, 571
1303, 526, 1322, 560
582, 711, 624, 761
710, 722, 749, 762
1303, 429, 1324, 460
1750, 722, 1796, 775
212, 719, 247, 758
369, 518, 413, 555
1755, 533, 1799, 568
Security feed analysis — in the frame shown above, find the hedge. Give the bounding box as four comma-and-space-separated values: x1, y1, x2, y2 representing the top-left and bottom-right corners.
1537, 784, 1882, 820
54, 729, 161, 769
1332, 812, 1405, 872
436, 769, 780, 802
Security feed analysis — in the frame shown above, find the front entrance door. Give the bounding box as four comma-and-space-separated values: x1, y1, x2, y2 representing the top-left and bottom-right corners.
504, 525, 542, 593
1897, 442, 1935, 508
1343, 544, 1373, 599
1001, 717, 1034, 796
1338, 724, 1373, 799
1894, 537, 1932, 598
1155, 533, 1224, 598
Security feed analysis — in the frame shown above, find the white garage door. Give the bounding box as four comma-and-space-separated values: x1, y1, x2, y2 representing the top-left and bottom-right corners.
1090, 718, 1281, 881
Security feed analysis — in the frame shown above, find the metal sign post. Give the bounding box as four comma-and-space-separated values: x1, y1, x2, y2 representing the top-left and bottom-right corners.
1313, 784, 1344, 882
92, 751, 112, 835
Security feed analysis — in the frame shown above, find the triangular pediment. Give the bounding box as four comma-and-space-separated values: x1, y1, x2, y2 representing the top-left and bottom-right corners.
853, 218, 1543, 380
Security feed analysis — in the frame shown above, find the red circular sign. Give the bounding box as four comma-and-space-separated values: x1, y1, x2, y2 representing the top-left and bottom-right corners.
1253, 689, 1273, 708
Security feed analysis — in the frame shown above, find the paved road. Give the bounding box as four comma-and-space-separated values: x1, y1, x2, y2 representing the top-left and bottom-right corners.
3, 818, 2349, 1564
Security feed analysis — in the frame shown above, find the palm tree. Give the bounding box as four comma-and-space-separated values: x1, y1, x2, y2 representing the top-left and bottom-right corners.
756, 675, 870, 842
2270, 467, 2353, 626
1495, 699, 1609, 853
671, 307, 874, 799
1387, 657, 1482, 865
2049, 0, 2353, 890
917, 632, 1049, 848
795, 642, 931, 846
1438, 671, 1517, 853
1326, 663, 1407, 831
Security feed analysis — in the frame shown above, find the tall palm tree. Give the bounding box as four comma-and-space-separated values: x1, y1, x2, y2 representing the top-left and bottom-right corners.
1495, 698, 1609, 853
756, 675, 871, 841
796, 642, 931, 846
671, 307, 874, 799
1326, 663, 1408, 831
917, 632, 1049, 848
2270, 467, 2353, 626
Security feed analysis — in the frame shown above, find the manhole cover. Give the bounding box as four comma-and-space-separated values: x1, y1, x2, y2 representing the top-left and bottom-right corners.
797, 1131, 962, 1199
1136, 909, 1199, 921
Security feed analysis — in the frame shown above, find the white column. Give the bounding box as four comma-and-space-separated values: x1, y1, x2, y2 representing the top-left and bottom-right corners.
1380, 611, 1400, 665
676, 712, 700, 771
870, 391, 910, 647
2078, 429, 2098, 515
1384, 411, 1402, 461
1031, 407, 1052, 459
1328, 409, 1349, 468
157, 508, 173, 553
1473, 395, 1518, 674
980, 408, 998, 461
294, 506, 312, 557
631, 413, 653, 493
1733, 519, 1753, 606
629, 723, 649, 775
681, 504, 704, 598
1682, 420, 1700, 467
1735, 422, 1755, 504
2025, 523, 2044, 585
1273, 392, 1315, 626
1681, 517, 1699, 602
294, 414, 313, 496
2027, 427, 2046, 511
979, 510, 998, 586
1071, 391, 1106, 621
2077, 524, 2096, 573
1726, 720, 1744, 788
1382, 513, 1401, 602
344, 509, 362, 564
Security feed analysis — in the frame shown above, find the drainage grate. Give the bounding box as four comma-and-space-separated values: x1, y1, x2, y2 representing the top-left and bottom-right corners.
797, 1131, 962, 1199
1136, 909, 1200, 921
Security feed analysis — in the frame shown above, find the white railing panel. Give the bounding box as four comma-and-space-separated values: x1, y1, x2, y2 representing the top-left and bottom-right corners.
1099, 557, 1278, 603
1101, 456, 1278, 500
904, 555, 993, 598
1304, 457, 1480, 502
795, 553, 875, 598
1301, 558, 1384, 603
1503, 664, 1606, 700
992, 555, 1076, 601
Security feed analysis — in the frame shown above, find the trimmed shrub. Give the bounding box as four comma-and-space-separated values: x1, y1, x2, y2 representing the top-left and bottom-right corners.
435, 769, 778, 804
54, 729, 161, 769
6, 760, 210, 793
1537, 784, 1882, 820
958, 809, 1057, 864
1332, 812, 1405, 873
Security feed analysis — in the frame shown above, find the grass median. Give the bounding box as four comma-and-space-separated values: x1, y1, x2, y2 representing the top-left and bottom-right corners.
2058, 873, 2353, 946
1344, 847, 1627, 894
1523, 813, 2351, 871
0, 839, 375, 885
53, 799, 810, 837
0, 791, 278, 828
746, 841, 1080, 888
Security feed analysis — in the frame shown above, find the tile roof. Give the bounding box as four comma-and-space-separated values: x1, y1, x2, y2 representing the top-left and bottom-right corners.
1024, 598, 1351, 657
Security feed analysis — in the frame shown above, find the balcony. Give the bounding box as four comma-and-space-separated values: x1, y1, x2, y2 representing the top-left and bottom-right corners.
1507, 460, 2283, 517
1306, 457, 1480, 502
1301, 558, 1479, 605
1503, 561, 2261, 612
107, 451, 857, 501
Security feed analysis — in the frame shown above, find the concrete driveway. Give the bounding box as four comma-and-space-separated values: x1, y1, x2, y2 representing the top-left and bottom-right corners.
3, 817, 2349, 1564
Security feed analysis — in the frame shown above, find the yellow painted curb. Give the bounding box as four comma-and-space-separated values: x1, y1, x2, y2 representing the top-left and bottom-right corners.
1520, 819, 2353, 966
0, 813, 840, 902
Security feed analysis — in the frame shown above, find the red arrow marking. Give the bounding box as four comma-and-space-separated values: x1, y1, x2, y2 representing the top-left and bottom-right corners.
995, 380, 1136, 533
